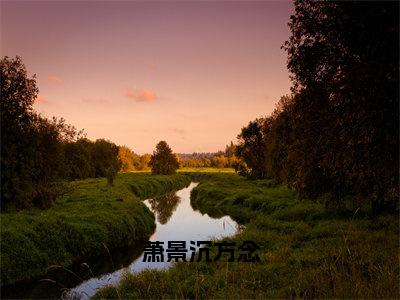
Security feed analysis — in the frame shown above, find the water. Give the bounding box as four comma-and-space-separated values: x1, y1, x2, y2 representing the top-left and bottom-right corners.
1, 182, 238, 299
65, 182, 238, 299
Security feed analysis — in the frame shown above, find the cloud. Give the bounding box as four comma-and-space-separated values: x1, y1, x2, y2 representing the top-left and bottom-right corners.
47, 75, 63, 84
35, 95, 48, 104
126, 88, 158, 102
148, 63, 157, 71
169, 127, 185, 135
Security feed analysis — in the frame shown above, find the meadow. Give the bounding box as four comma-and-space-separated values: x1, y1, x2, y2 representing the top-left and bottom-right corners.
178, 167, 235, 173
0, 172, 190, 285
95, 172, 399, 299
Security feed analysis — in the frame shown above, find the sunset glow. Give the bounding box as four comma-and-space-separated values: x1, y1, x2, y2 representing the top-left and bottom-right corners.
1, 1, 293, 153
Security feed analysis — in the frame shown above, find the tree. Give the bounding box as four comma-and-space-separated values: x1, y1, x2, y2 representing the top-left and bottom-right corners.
1, 56, 84, 209
282, 0, 399, 211
91, 139, 121, 184
149, 141, 179, 175
264, 95, 295, 184
235, 118, 269, 179
118, 146, 137, 172
1, 56, 39, 209
64, 138, 94, 179
225, 141, 236, 157
134, 154, 151, 170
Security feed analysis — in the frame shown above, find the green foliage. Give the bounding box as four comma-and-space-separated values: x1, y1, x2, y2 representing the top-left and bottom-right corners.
1, 56, 38, 210
1, 57, 144, 210
283, 1, 399, 212
135, 153, 152, 171
178, 167, 234, 173
234, 1, 399, 214
95, 173, 399, 299
150, 141, 179, 175
64, 138, 94, 179
64, 138, 128, 183
178, 150, 240, 169
235, 118, 268, 179
117, 146, 151, 172
0, 56, 84, 210
118, 146, 136, 172
0, 172, 191, 285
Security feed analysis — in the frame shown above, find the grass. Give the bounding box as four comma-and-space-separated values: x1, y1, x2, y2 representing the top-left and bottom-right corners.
178, 167, 235, 173
94, 173, 399, 299
0, 172, 191, 285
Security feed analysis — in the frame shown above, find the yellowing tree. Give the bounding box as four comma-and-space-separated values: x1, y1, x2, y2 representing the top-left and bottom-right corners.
118, 146, 136, 172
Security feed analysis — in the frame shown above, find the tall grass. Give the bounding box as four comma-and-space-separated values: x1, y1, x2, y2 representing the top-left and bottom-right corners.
1, 173, 191, 285
94, 173, 399, 299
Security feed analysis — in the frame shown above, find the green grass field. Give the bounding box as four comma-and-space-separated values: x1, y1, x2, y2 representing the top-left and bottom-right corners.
178, 167, 235, 173
124, 167, 235, 173
0, 173, 190, 285
95, 173, 399, 299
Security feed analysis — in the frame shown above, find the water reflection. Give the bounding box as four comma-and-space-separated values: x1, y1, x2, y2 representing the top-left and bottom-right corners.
1, 244, 146, 299
147, 192, 181, 224
3, 182, 239, 300
68, 182, 239, 299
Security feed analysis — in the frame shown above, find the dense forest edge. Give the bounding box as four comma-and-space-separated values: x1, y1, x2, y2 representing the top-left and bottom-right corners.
95, 173, 399, 299
1, 173, 190, 285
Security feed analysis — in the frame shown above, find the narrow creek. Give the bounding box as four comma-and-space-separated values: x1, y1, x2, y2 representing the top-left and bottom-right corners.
66, 182, 238, 299
2, 182, 238, 299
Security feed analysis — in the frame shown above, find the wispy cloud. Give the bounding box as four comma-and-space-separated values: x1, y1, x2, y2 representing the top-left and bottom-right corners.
170, 127, 185, 135
126, 88, 158, 102
47, 75, 63, 84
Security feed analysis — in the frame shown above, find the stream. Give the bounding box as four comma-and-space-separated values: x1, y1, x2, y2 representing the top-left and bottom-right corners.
67, 182, 238, 299
2, 182, 239, 299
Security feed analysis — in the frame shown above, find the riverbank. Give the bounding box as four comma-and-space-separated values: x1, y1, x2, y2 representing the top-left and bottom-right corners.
1, 173, 191, 285
95, 173, 399, 298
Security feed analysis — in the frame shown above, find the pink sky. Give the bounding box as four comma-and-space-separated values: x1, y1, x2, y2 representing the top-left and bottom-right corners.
1, 1, 293, 154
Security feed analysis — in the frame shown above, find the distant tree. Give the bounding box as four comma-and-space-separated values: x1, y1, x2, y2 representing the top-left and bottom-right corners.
149, 141, 179, 175
225, 141, 236, 157
91, 139, 121, 185
134, 153, 151, 170
118, 146, 137, 172
210, 155, 228, 168
64, 138, 94, 179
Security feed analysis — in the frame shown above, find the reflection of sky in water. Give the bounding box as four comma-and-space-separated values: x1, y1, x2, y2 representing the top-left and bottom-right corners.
68, 182, 238, 299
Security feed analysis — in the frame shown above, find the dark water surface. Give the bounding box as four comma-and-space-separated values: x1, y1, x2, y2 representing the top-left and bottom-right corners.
2, 182, 238, 299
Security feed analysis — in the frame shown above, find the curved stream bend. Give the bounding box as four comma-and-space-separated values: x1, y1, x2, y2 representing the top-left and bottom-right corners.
67, 182, 239, 299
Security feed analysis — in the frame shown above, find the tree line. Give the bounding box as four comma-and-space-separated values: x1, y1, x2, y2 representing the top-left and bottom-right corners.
0, 56, 216, 211
177, 144, 239, 168
0, 55, 123, 210
234, 0, 398, 214
1, 57, 156, 211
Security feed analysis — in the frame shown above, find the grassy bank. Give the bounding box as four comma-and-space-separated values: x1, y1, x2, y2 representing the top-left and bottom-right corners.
95, 173, 399, 299
1, 172, 190, 285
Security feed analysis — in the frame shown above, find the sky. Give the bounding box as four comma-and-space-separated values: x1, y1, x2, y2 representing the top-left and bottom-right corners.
1, 1, 293, 154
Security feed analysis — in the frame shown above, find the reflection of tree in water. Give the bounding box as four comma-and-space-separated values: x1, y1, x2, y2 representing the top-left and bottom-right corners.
147, 193, 181, 224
